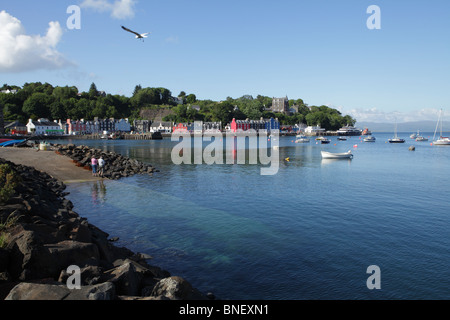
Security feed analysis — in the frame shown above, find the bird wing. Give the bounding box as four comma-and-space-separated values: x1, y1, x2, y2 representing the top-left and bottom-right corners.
121, 26, 141, 37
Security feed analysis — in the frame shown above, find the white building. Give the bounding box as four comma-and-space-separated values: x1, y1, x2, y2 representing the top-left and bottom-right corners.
27, 119, 64, 135
150, 121, 173, 133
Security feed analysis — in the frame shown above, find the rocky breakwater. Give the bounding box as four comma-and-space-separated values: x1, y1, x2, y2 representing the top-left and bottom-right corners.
53, 143, 158, 180
0, 157, 208, 300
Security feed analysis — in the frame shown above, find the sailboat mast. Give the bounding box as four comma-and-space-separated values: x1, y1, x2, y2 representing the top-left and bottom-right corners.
433, 109, 441, 141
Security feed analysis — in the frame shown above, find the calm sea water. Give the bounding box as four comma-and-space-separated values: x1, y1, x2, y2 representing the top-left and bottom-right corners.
55, 132, 450, 300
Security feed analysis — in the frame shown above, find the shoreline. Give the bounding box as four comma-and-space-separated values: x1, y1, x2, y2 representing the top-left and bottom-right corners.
0, 146, 209, 300
0, 148, 101, 184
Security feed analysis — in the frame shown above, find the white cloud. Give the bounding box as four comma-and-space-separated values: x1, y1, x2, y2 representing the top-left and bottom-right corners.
80, 0, 136, 20
0, 11, 71, 73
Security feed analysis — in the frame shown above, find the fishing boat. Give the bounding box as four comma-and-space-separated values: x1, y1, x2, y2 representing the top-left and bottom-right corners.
389, 121, 405, 143
433, 109, 450, 145
295, 134, 310, 143
364, 136, 376, 142
321, 150, 353, 159
415, 135, 428, 142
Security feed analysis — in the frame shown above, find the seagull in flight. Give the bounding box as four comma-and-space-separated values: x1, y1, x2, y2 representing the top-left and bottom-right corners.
121, 26, 150, 41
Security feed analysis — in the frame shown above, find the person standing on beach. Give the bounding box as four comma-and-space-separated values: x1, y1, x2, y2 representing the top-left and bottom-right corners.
91, 157, 98, 177
98, 156, 105, 178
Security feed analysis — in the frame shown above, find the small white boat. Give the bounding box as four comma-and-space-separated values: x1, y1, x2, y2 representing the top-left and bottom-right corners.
364, 136, 376, 142
337, 136, 347, 141
415, 136, 428, 142
295, 135, 310, 143
433, 109, 450, 145
316, 136, 331, 144
321, 150, 353, 159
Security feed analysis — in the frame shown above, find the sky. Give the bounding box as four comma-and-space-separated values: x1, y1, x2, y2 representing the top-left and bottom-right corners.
1, 0, 450, 123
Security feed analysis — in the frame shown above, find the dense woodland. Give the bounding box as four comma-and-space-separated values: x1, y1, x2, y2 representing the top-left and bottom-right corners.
0, 82, 356, 131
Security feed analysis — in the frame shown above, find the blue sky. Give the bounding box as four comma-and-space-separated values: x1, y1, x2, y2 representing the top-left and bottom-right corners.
1, 0, 450, 123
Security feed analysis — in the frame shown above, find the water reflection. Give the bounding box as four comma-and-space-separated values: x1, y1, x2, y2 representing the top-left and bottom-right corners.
91, 180, 107, 204
321, 158, 353, 166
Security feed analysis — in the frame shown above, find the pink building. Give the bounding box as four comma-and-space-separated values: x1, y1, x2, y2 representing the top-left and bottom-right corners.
67, 119, 87, 135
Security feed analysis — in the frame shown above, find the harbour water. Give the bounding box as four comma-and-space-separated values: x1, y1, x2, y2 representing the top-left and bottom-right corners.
56, 132, 450, 300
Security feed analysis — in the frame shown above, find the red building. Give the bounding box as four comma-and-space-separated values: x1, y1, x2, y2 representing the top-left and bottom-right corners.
230, 119, 250, 132
67, 119, 87, 135
173, 123, 189, 133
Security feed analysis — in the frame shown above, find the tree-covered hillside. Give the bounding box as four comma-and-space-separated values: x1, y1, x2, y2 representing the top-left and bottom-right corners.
0, 82, 355, 130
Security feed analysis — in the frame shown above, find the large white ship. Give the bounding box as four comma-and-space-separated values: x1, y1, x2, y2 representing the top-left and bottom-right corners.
336, 126, 362, 136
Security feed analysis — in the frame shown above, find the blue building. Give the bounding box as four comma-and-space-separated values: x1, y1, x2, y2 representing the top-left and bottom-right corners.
265, 118, 280, 132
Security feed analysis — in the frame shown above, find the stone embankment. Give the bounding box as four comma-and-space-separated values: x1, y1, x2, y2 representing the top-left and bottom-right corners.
53, 143, 158, 180
0, 157, 208, 300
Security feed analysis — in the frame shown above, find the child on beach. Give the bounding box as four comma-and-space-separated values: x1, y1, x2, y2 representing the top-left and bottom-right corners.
91, 157, 98, 177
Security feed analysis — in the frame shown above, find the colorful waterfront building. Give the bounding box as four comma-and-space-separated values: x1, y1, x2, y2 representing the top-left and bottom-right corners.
173, 123, 189, 133
67, 119, 87, 135
230, 118, 279, 133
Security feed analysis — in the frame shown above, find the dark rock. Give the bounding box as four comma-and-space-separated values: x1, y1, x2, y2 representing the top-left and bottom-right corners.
42, 241, 101, 278
102, 262, 142, 296
0, 248, 10, 272
58, 265, 103, 286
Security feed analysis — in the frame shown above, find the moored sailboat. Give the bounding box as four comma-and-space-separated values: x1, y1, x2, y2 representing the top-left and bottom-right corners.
433, 109, 450, 145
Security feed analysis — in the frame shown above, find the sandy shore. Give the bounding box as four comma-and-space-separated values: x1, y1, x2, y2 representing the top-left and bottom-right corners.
0, 147, 101, 184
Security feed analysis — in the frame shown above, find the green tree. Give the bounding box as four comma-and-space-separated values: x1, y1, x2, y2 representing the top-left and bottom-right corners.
133, 85, 142, 96
211, 101, 234, 124
52, 86, 78, 101
22, 92, 54, 119
131, 88, 160, 108
49, 101, 67, 120
186, 94, 197, 104
89, 82, 98, 98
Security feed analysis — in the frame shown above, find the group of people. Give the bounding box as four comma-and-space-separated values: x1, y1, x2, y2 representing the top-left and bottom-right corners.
91, 156, 106, 177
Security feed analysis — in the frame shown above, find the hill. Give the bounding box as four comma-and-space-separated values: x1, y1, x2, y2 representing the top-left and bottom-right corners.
356, 120, 450, 133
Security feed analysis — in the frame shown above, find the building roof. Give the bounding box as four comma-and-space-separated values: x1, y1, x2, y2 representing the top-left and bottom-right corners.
5, 121, 26, 128
29, 120, 59, 127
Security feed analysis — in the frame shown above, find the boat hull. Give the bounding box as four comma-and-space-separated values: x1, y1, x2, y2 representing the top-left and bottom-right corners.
321, 151, 353, 159
433, 139, 450, 145
389, 139, 405, 143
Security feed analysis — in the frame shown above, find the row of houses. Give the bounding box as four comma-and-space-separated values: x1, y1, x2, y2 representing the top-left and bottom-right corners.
229, 118, 280, 133
21, 118, 133, 135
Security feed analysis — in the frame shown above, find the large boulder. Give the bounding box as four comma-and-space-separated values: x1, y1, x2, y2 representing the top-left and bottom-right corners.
7, 229, 100, 281
150, 276, 207, 300
5, 281, 115, 300
102, 262, 142, 296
